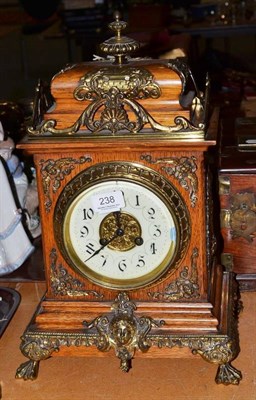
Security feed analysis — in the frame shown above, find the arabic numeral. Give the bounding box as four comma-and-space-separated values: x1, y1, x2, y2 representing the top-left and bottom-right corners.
152, 225, 161, 237
85, 242, 95, 255
150, 243, 157, 255
136, 256, 145, 268
100, 254, 107, 267
83, 208, 94, 220
147, 207, 156, 219
80, 225, 89, 238
118, 259, 127, 272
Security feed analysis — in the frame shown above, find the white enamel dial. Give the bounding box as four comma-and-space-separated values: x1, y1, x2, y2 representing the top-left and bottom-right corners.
63, 179, 178, 289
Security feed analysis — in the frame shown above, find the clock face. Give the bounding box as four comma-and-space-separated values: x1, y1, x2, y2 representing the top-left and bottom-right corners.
54, 162, 190, 289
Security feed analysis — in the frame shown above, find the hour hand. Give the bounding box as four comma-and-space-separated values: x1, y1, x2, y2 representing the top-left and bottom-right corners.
113, 211, 121, 226
84, 229, 123, 263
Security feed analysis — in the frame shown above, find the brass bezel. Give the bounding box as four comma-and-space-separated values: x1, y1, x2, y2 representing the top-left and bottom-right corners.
54, 161, 191, 289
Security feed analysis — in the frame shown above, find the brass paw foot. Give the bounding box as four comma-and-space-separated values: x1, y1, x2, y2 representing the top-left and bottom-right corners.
215, 363, 242, 385
15, 360, 39, 381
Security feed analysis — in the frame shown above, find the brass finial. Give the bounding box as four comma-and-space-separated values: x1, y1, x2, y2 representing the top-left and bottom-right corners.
100, 11, 140, 65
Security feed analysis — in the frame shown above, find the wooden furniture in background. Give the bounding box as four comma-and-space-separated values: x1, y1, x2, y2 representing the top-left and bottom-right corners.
219, 149, 256, 291
219, 100, 256, 291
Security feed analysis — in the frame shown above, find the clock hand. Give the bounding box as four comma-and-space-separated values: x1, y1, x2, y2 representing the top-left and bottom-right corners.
113, 211, 121, 225
113, 211, 125, 236
84, 229, 123, 263
113, 211, 123, 230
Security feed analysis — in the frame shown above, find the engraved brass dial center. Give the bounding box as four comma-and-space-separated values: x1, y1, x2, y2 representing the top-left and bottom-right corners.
99, 212, 142, 251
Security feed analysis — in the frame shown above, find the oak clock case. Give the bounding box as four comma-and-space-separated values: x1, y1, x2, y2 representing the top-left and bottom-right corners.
15, 14, 241, 385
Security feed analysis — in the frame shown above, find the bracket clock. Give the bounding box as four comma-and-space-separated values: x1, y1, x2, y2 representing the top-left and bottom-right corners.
16, 14, 241, 385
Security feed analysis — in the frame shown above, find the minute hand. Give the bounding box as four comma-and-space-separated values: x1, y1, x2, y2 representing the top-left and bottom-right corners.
84, 232, 119, 263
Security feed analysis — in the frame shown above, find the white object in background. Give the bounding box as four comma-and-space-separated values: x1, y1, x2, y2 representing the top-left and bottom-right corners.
0, 120, 41, 239
0, 121, 34, 275
0, 158, 35, 276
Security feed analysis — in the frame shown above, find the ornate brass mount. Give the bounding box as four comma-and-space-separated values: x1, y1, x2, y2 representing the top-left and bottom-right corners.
220, 192, 256, 242
15, 329, 242, 383
141, 154, 198, 207
230, 192, 256, 242
83, 292, 165, 372
29, 74, 205, 137
148, 247, 200, 301
100, 11, 140, 65
39, 156, 92, 213
50, 248, 104, 298
28, 25, 207, 137
221, 253, 234, 272
219, 175, 230, 195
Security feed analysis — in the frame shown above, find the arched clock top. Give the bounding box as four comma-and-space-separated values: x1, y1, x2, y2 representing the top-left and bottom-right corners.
23, 13, 209, 139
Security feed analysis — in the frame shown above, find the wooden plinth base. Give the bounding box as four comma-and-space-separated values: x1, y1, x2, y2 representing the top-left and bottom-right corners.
15, 269, 242, 385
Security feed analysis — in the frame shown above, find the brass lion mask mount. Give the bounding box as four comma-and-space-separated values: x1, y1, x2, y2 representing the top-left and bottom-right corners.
83, 292, 165, 372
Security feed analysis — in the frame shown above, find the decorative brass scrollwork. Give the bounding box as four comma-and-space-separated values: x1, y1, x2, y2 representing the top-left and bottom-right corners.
50, 248, 103, 298
229, 192, 256, 242
40, 156, 92, 212
141, 154, 198, 207
148, 247, 200, 300
83, 292, 165, 372
30, 66, 202, 136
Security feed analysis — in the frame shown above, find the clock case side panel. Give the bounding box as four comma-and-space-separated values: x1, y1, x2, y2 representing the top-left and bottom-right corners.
33, 152, 103, 299
32, 154, 54, 287
138, 150, 211, 301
